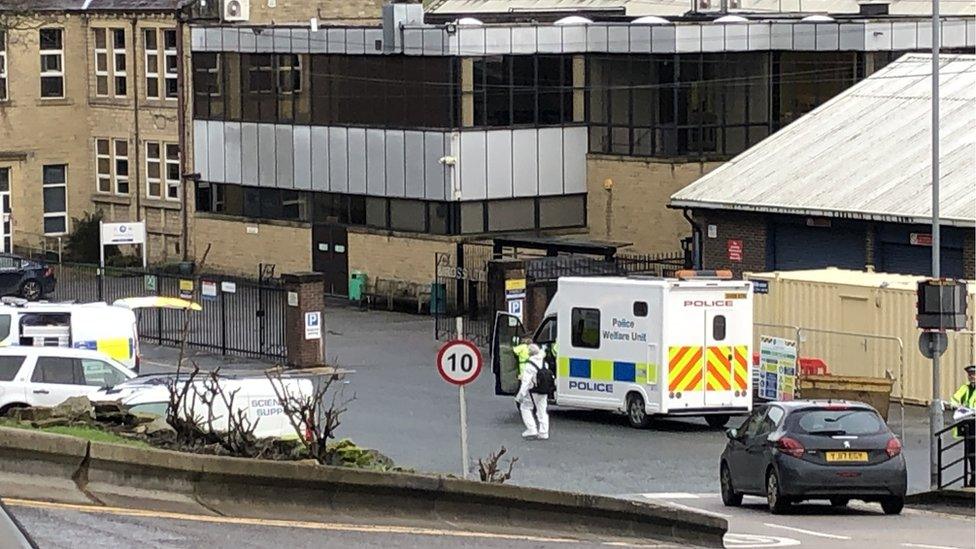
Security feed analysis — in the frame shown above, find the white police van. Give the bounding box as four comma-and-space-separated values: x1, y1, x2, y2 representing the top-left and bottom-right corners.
491, 272, 753, 428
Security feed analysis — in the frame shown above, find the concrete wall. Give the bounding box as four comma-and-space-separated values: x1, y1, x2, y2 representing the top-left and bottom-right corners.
192, 215, 311, 276
586, 155, 722, 254
0, 13, 188, 261
247, 0, 385, 24
347, 229, 456, 286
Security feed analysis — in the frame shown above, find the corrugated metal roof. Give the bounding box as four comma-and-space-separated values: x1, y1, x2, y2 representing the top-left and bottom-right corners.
0, 0, 184, 11
746, 267, 976, 290
670, 53, 976, 227
428, 0, 975, 17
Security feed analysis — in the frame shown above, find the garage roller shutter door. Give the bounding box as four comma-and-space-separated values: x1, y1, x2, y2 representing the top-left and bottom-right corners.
877, 243, 964, 278
772, 224, 866, 271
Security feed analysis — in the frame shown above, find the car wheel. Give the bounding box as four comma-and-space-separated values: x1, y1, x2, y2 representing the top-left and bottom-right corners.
766, 469, 791, 514
20, 280, 42, 301
705, 414, 730, 428
0, 403, 28, 417
830, 497, 850, 508
880, 497, 904, 515
720, 462, 742, 507
626, 393, 650, 429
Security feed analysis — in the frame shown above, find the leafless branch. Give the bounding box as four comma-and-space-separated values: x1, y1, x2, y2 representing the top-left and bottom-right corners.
478, 446, 518, 484
266, 369, 354, 464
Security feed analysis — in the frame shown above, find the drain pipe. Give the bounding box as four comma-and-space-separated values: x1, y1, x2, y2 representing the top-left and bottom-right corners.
682, 208, 703, 270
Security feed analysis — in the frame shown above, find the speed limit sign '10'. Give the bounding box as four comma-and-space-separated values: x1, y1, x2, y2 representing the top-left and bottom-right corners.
437, 339, 483, 386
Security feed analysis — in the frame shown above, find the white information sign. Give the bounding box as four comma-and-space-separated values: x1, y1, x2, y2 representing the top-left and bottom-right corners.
304, 311, 322, 340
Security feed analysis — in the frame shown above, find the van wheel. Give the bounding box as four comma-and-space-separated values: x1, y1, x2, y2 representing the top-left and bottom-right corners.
705, 414, 730, 428
20, 280, 42, 301
626, 393, 650, 429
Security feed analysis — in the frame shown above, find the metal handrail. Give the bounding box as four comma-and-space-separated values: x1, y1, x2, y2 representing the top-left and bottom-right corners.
935, 415, 974, 489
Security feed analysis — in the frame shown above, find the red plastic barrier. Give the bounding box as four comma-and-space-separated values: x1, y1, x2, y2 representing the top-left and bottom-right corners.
752, 352, 829, 376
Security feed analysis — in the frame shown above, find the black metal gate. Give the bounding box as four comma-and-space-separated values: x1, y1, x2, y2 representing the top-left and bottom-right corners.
433, 243, 494, 346
47, 262, 288, 360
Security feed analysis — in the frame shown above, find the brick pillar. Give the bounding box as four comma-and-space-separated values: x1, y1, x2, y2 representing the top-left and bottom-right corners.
282, 272, 325, 368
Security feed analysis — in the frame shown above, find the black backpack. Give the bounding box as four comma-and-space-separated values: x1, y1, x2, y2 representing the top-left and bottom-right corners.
531, 366, 556, 395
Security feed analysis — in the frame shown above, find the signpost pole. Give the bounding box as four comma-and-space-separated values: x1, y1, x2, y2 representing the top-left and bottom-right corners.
456, 316, 469, 479
928, 0, 942, 490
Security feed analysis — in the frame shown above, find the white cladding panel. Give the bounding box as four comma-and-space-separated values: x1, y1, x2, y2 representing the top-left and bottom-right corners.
328, 127, 348, 193
347, 128, 367, 194
366, 129, 386, 195
257, 123, 276, 187
386, 130, 407, 198
311, 126, 330, 192
511, 129, 538, 198
224, 122, 242, 185
275, 125, 294, 188
486, 130, 513, 199
538, 128, 563, 196
293, 125, 312, 190
563, 127, 587, 194
207, 121, 225, 183
459, 131, 488, 200
404, 131, 425, 199
241, 123, 259, 186
193, 120, 208, 181
424, 131, 448, 200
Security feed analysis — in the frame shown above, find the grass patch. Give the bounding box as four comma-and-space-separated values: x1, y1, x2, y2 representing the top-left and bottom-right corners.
0, 420, 150, 448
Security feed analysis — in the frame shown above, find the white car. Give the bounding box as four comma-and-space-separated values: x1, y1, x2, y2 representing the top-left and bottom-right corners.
0, 347, 136, 416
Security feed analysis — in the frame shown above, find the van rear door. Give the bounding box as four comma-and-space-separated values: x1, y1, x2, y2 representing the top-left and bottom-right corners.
491, 312, 524, 396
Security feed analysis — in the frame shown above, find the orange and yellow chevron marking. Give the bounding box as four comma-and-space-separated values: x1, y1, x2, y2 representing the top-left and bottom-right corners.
731, 345, 749, 391
668, 346, 704, 392
705, 346, 733, 391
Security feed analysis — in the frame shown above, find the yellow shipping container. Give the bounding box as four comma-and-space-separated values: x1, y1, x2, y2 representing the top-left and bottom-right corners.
745, 268, 975, 405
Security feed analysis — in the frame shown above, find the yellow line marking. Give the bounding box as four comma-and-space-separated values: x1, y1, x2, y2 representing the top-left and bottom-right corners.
2, 497, 582, 544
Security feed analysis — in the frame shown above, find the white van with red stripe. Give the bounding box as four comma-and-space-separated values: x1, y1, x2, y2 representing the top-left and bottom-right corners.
491, 271, 753, 428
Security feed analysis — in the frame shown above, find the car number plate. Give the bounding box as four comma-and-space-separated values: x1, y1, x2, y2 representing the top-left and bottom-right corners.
826, 451, 868, 462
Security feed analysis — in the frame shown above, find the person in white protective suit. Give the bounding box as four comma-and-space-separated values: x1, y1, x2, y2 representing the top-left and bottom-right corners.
516, 344, 550, 440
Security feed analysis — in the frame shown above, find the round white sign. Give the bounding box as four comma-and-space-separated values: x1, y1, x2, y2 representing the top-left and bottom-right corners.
437, 339, 483, 386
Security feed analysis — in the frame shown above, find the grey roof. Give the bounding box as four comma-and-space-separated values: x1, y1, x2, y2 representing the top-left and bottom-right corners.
670, 53, 976, 228
428, 0, 976, 17
0, 0, 184, 12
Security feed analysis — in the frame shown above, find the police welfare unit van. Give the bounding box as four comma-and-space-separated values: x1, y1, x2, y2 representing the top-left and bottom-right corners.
491, 273, 753, 428
0, 301, 140, 371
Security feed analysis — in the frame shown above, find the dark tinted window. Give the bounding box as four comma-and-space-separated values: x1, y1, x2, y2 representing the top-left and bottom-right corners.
0, 355, 25, 381
633, 302, 648, 317
31, 357, 80, 384
0, 314, 10, 340
571, 308, 600, 349
534, 317, 557, 344
713, 315, 726, 341
792, 409, 886, 436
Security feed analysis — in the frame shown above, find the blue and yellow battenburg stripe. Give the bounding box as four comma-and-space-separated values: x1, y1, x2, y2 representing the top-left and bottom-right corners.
557, 357, 658, 384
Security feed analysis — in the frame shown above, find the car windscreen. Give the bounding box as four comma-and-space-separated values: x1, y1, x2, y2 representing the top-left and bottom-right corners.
790, 408, 887, 436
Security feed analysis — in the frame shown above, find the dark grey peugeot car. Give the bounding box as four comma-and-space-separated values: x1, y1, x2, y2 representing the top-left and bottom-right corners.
719, 400, 907, 515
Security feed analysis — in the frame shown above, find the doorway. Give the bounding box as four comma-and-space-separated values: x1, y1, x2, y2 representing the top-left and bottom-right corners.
312, 223, 349, 297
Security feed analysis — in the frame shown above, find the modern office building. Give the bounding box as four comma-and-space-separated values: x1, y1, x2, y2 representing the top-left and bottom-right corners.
187, 1, 973, 289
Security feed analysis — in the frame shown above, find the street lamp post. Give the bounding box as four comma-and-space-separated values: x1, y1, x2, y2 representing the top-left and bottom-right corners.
928, 0, 942, 491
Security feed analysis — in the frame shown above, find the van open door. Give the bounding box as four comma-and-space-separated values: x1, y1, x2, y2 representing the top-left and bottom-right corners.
491, 312, 524, 396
